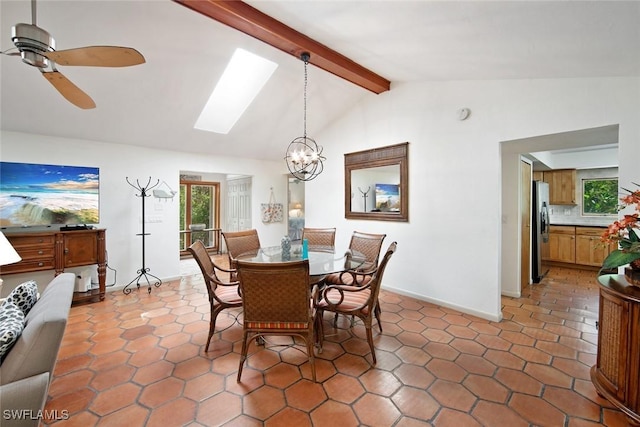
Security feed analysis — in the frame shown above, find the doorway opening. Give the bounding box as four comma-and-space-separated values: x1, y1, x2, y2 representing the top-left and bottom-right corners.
179, 180, 221, 256
500, 124, 619, 298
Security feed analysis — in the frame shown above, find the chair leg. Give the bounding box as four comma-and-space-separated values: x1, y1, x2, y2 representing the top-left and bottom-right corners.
205, 304, 223, 352
317, 310, 325, 352
374, 303, 382, 332
365, 323, 377, 365
313, 314, 321, 352
237, 331, 250, 382
306, 332, 317, 382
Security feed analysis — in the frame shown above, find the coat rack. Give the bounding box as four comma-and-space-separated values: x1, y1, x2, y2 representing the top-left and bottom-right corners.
358, 186, 370, 212
123, 177, 162, 295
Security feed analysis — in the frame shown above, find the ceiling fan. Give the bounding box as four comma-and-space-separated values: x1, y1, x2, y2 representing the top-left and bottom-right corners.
2, 0, 145, 109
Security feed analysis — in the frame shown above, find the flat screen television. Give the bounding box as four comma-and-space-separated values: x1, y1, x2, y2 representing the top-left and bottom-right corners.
0, 161, 99, 228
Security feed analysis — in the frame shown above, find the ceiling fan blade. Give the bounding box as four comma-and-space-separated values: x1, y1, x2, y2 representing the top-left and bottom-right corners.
44, 46, 145, 67
42, 71, 96, 109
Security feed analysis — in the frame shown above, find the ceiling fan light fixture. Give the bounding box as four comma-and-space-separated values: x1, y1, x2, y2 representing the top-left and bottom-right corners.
285, 52, 326, 182
11, 23, 55, 68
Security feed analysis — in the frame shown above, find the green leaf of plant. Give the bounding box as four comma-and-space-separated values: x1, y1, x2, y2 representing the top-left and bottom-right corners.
629, 227, 640, 242
602, 250, 640, 269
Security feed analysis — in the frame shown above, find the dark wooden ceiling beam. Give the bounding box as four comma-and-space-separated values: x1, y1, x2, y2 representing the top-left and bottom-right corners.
173, 0, 390, 94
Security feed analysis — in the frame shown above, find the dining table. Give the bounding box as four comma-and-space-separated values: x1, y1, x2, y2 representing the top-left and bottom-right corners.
235, 244, 364, 284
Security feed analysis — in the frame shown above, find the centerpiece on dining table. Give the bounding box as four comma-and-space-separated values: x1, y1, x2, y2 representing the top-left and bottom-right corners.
601, 182, 640, 285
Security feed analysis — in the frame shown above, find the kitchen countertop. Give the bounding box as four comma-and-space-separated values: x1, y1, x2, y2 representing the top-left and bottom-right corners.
550, 221, 612, 228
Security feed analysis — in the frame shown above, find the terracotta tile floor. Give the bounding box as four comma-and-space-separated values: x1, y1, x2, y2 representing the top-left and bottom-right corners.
42, 261, 633, 426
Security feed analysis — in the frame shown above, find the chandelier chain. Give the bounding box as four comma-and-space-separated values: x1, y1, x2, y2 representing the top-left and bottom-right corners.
303, 55, 308, 139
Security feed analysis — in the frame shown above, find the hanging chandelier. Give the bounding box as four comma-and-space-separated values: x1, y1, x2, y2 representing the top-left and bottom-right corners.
285, 52, 325, 181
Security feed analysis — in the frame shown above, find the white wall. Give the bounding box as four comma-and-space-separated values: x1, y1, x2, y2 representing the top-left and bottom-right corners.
306, 76, 640, 321
0, 131, 289, 295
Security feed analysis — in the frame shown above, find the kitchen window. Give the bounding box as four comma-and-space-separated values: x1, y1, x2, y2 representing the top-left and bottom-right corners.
582, 178, 618, 216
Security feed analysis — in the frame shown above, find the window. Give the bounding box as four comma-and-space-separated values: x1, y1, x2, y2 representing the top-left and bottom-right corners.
194, 48, 278, 134
180, 180, 220, 254
582, 178, 618, 215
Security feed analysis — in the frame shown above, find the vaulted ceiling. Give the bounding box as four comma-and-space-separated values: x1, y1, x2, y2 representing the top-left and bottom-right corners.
1, 1, 638, 161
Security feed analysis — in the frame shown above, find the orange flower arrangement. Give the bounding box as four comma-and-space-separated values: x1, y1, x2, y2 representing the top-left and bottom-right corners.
601, 183, 640, 270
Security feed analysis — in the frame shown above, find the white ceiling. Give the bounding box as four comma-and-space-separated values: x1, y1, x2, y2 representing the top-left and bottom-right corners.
1, 1, 639, 162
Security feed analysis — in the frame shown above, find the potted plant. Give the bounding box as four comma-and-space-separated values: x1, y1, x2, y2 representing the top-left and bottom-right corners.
601, 183, 640, 285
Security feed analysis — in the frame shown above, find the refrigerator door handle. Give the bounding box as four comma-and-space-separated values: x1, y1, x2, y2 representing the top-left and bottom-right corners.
540, 202, 550, 242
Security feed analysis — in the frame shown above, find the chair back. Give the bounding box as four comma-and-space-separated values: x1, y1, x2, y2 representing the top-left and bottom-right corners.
367, 242, 397, 308
188, 239, 242, 353
236, 260, 311, 324
301, 227, 336, 252
222, 229, 261, 265
187, 240, 226, 296
349, 231, 386, 270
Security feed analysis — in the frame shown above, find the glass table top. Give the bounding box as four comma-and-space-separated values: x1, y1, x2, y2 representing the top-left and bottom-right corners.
236, 245, 363, 277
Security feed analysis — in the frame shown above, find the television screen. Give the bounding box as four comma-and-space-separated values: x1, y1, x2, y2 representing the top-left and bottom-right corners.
375, 183, 400, 212
0, 161, 99, 227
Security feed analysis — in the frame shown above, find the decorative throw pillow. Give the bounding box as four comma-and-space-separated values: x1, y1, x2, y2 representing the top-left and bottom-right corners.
6, 280, 39, 316
0, 299, 25, 362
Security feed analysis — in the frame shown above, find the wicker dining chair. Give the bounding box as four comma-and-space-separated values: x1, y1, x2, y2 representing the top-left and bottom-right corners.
316, 242, 397, 364
325, 231, 386, 285
235, 259, 318, 382
187, 240, 243, 352
323, 231, 386, 324
221, 229, 261, 272
301, 227, 337, 252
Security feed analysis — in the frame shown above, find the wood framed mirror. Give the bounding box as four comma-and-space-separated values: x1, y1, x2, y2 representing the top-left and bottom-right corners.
344, 142, 408, 222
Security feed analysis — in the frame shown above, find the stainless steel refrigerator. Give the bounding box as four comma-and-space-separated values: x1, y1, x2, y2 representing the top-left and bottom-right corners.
532, 181, 550, 283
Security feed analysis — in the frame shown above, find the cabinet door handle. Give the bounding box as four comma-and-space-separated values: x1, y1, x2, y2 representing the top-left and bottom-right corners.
38, 250, 44, 255
64, 248, 69, 254
38, 262, 43, 267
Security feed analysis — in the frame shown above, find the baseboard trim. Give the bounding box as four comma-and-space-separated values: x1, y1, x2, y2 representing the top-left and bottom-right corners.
382, 284, 503, 322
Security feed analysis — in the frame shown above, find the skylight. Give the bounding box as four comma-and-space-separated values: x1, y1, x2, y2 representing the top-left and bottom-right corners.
194, 48, 278, 134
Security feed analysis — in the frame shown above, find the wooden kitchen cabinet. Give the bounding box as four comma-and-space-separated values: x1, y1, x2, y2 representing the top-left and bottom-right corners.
3, 229, 107, 304
576, 227, 612, 267
591, 275, 640, 425
548, 225, 576, 263
543, 169, 576, 205
545, 225, 616, 269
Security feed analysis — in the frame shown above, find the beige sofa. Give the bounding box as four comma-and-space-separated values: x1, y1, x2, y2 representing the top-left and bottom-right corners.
0, 273, 75, 427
